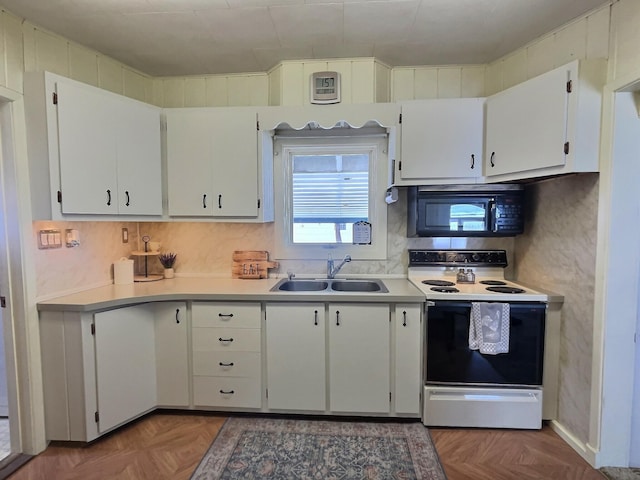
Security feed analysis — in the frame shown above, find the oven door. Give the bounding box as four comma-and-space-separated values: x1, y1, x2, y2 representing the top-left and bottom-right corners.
425, 301, 546, 387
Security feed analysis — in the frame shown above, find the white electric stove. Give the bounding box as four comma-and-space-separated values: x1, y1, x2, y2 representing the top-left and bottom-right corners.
407, 249, 547, 302
409, 249, 549, 430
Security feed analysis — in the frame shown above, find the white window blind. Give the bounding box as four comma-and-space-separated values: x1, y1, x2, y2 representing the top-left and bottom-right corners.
292, 155, 369, 224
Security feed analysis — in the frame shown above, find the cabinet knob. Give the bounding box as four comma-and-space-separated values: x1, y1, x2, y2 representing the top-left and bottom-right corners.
203, 194, 207, 208
106, 189, 111, 206
218, 313, 234, 319
470, 154, 475, 170
125, 191, 130, 207
175, 308, 180, 324
219, 362, 234, 367
336, 310, 340, 326
314, 310, 318, 326
490, 151, 495, 168
218, 337, 234, 343
219, 389, 235, 395
403, 310, 407, 327
218, 194, 223, 209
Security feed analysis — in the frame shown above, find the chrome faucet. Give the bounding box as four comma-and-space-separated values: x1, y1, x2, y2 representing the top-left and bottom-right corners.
327, 254, 352, 279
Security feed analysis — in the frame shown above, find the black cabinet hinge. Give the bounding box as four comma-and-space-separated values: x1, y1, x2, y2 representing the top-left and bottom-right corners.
94, 411, 99, 423
564, 142, 570, 155
52, 92, 58, 105
91, 323, 95, 335
57, 190, 62, 203
566, 80, 573, 93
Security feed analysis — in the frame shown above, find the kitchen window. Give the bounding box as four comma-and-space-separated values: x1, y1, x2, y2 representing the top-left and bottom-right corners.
273, 128, 388, 260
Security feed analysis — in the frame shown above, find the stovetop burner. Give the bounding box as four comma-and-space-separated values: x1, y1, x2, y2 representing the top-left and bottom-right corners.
486, 286, 526, 294
480, 280, 507, 286
430, 286, 459, 293
422, 279, 456, 287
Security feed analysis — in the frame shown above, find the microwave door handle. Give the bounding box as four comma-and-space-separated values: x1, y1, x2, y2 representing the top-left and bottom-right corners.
489, 200, 498, 232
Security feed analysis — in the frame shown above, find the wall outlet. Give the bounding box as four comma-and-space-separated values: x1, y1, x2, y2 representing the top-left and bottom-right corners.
122, 228, 129, 244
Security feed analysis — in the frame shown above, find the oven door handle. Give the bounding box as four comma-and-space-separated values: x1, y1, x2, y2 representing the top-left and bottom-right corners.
429, 301, 472, 308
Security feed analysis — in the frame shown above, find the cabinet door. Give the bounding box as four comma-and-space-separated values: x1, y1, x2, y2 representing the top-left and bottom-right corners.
265, 303, 325, 411
154, 302, 189, 407
116, 98, 162, 215
166, 108, 258, 217
94, 306, 156, 433
210, 108, 259, 217
395, 304, 422, 415
485, 64, 570, 177
328, 303, 390, 413
56, 80, 118, 214
166, 109, 215, 216
400, 99, 483, 180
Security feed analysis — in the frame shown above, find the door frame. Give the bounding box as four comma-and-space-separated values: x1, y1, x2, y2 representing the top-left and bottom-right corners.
589, 69, 640, 467
0, 85, 46, 455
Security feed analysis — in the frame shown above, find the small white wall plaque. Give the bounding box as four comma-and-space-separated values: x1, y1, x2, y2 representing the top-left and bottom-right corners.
353, 221, 372, 245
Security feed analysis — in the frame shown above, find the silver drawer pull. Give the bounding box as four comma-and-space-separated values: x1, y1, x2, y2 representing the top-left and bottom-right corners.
219, 362, 234, 367
219, 389, 235, 395
218, 337, 234, 343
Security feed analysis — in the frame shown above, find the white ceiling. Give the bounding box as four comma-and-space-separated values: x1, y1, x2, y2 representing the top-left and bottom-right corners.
0, 0, 610, 77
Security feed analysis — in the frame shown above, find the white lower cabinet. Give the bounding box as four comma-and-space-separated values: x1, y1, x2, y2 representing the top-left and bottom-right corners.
265, 303, 326, 411
328, 303, 391, 413
39, 298, 422, 442
191, 302, 262, 409
394, 304, 422, 415
94, 307, 157, 434
39, 305, 157, 442
154, 302, 189, 407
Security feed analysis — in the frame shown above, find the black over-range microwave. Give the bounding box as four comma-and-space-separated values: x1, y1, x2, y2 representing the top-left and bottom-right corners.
407, 185, 525, 237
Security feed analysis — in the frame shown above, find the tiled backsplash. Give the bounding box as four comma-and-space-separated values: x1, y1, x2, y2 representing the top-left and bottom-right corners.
32, 188, 514, 299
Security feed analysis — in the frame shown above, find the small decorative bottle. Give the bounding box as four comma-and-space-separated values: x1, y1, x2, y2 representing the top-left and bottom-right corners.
466, 268, 475, 283
457, 268, 467, 283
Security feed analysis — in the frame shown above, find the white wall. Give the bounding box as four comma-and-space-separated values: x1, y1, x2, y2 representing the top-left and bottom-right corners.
633, 270, 640, 466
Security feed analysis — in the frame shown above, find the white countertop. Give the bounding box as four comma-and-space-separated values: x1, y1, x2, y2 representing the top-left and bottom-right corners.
37, 277, 427, 312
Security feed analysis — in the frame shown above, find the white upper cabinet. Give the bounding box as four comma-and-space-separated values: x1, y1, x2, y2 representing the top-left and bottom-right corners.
24, 71, 162, 219
396, 98, 484, 184
166, 107, 263, 219
484, 59, 605, 182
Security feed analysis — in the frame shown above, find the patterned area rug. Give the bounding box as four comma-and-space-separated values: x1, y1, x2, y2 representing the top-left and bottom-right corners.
190, 417, 447, 479
600, 467, 640, 480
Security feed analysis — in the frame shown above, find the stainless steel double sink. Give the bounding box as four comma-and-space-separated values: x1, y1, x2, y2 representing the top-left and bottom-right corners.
270, 278, 388, 293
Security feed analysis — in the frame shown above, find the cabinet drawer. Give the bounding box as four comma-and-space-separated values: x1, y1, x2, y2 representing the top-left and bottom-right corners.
192, 327, 260, 352
192, 302, 261, 328
193, 351, 261, 377
193, 376, 261, 408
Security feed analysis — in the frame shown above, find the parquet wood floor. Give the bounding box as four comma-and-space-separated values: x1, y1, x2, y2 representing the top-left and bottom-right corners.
7, 413, 604, 480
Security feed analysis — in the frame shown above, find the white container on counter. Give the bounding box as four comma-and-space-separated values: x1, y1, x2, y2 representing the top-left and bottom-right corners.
113, 257, 134, 285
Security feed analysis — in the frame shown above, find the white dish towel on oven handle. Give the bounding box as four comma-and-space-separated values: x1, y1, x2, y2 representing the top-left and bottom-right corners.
469, 302, 510, 354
